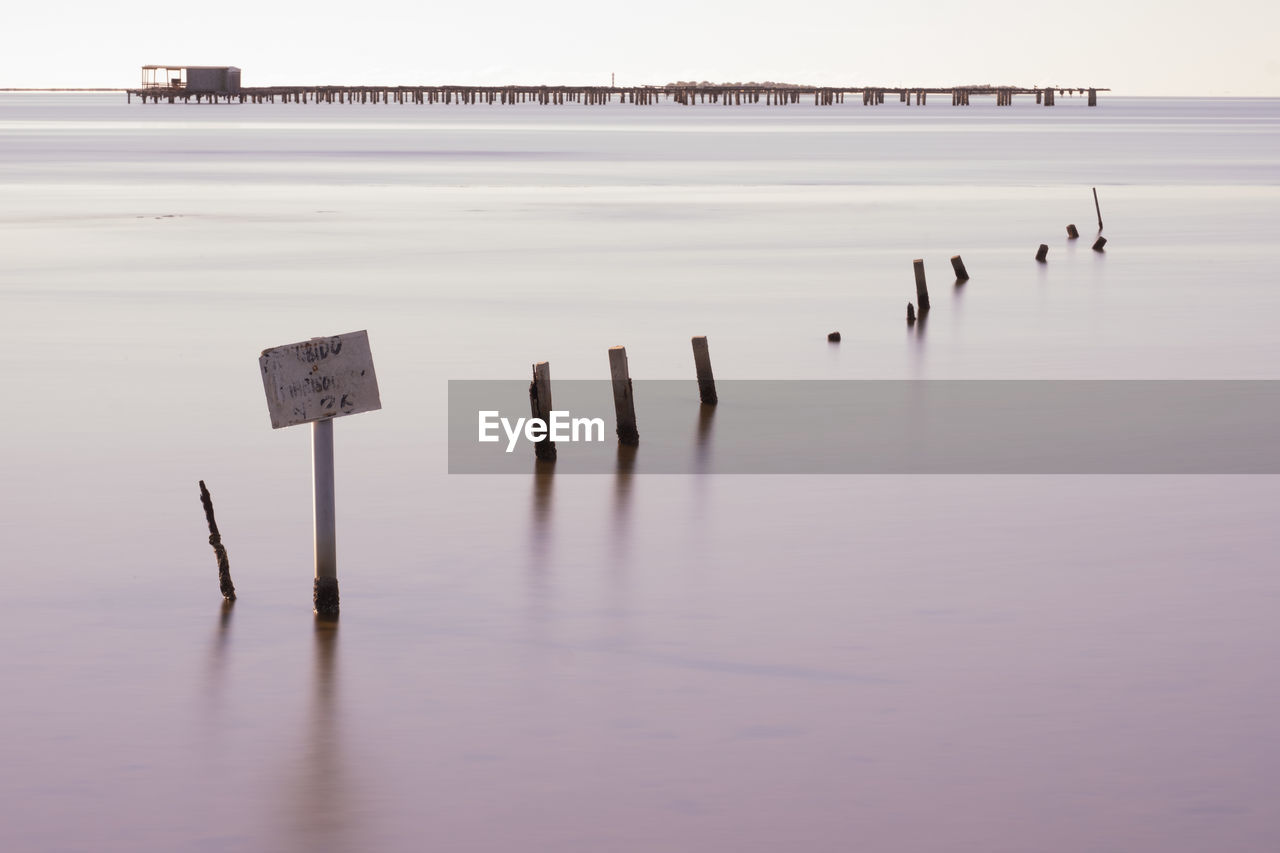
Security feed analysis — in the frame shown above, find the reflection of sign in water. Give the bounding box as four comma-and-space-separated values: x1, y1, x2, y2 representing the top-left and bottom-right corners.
259, 331, 381, 429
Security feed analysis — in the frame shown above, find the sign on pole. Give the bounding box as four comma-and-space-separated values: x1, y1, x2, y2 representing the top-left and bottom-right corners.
259, 330, 381, 616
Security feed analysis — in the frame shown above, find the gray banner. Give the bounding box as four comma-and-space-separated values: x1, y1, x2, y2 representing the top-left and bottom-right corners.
448, 380, 1280, 473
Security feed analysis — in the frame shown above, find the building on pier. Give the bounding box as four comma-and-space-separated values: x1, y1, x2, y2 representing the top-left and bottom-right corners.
140, 65, 241, 93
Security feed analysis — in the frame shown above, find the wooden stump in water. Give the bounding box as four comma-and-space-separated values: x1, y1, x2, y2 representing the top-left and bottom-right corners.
1036, 244, 1049, 262
608, 346, 639, 446
1067, 224, 1080, 239
913, 259, 931, 312
907, 303, 916, 325
529, 361, 557, 462
1092, 236, 1108, 251
827, 331, 841, 342
198, 480, 236, 601
950, 255, 970, 280
691, 336, 718, 406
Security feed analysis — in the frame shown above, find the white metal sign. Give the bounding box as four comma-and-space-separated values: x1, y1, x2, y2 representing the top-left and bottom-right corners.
259, 330, 381, 429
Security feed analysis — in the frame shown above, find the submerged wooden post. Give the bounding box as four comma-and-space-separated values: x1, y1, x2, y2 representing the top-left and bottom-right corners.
1088, 88, 1097, 107
198, 480, 236, 601
907, 303, 916, 325
691, 336, 718, 405
912, 259, 930, 313
529, 361, 557, 461
827, 331, 841, 342
950, 255, 969, 280
1036, 244, 1049, 262
1092, 187, 1103, 230
1067, 223, 1080, 239
608, 347, 639, 445
1092, 236, 1108, 251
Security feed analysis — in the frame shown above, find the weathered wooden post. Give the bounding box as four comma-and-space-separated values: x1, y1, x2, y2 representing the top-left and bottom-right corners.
907, 303, 916, 325
1088, 88, 1097, 107
913, 259, 930, 313
1092, 187, 1103, 230
691, 336, 718, 405
1067, 224, 1080, 239
1092, 236, 1108, 251
827, 331, 841, 342
608, 347, 639, 446
529, 361, 557, 461
1036, 244, 1049, 262
198, 480, 235, 601
259, 331, 382, 615
950, 255, 969, 280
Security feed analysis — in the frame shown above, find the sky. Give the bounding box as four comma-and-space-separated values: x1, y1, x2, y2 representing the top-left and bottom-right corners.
3, 0, 1278, 95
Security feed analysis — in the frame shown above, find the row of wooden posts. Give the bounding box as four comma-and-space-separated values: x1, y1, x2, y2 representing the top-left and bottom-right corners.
128, 84, 1104, 108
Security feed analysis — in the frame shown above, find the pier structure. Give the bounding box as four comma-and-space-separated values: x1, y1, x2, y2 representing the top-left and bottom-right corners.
126, 83, 1107, 107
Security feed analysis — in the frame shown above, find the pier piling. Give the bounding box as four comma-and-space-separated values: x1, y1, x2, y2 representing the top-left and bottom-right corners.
608, 347, 639, 446
529, 362, 557, 462
950, 255, 970, 281
1036, 244, 1049, 262
913, 260, 931, 313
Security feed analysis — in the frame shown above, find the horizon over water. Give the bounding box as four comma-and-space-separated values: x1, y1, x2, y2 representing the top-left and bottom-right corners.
1, 93, 1278, 852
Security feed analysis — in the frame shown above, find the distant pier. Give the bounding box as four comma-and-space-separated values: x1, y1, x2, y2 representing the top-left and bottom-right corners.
126, 84, 1107, 108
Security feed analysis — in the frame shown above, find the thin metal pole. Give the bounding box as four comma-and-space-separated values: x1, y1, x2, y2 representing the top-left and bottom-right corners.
312, 417, 338, 615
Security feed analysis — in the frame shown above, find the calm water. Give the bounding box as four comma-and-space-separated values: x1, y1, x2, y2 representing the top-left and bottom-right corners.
1, 93, 1278, 852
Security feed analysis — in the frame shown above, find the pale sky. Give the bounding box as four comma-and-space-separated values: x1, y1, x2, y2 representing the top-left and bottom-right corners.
3, 0, 1278, 95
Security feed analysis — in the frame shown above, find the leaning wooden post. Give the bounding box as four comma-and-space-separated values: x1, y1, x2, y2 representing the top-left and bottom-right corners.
691, 336, 718, 405
529, 361, 557, 461
1036, 244, 1049, 262
1092, 236, 1108, 251
259, 331, 381, 616
198, 480, 236, 601
1092, 187, 1103, 230
950, 255, 970, 280
608, 346, 639, 445
1067, 224, 1079, 239
912, 259, 930, 313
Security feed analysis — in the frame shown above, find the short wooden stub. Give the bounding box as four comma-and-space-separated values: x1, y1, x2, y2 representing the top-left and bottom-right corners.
827, 331, 841, 342
907, 303, 916, 325
608, 346, 639, 446
1036, 244, 1049, 262
198, 480, 235, 601
912, 259, 930, 312
1092, 236, 1108, 251
529, 361, 557, 461
691, 336, 718, 406
1067, 224, 1080, 239
950, 255, 970, 280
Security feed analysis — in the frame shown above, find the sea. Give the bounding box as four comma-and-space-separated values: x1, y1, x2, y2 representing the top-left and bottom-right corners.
1, 92, 1278, 852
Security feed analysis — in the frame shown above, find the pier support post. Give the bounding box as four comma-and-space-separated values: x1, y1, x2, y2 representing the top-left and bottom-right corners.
1092, 236, 1108, 251
1036, 244, 1049, 262
608, 347, 639, 445
691, 336, 718, 406
950, 255, 970, 280
913, 259, 931, 313
1067, 224, 1079, 239
529, 362, 557, 462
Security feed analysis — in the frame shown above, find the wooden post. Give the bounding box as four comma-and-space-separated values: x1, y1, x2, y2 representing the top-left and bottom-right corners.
198, 480, 236, 601
529, 361, 557, 461
907, 303, 916, 325
950, 255, 969, 280
913, 259, 930, 313
1092, 187, 1103, 230
608, 346, 639, 445
691, 336, 718, 405
1092, 236, 1108, 251
1036, 244, 1049, 262
1088, 88, 1097, 107
827, 331, 841, 342
312, 418, 338, 615
1067, 224, 1080, 239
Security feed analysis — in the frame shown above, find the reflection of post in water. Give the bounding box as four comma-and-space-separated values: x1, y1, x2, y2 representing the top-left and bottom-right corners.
612, 443, 637, 542
204, 599, 235, 715
694, 403, 716, 472
286, 614, 350, 853
529, 461, 555, 570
